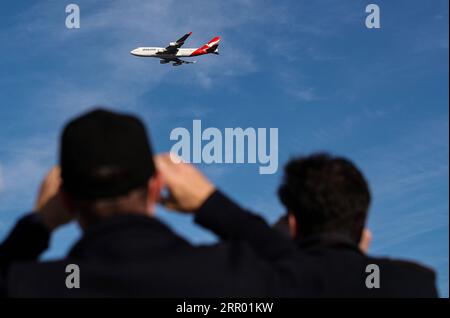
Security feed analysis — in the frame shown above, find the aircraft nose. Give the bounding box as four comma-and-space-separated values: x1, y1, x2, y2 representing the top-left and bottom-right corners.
130, 49, 137, 55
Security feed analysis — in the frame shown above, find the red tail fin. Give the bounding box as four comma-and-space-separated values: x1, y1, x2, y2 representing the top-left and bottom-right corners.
206, 36, 220, 46
190, 36, 221, 56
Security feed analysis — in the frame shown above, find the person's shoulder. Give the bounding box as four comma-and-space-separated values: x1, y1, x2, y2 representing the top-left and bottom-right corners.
8, 258, 77, 283
371, 256, 436, 278
6, 259, 75, 297
366, 255, 438, 297
9, 258, 69, 273
195, 240, 260, 257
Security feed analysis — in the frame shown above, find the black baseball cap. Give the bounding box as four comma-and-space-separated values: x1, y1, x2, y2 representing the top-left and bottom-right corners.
60, 108, 155, 199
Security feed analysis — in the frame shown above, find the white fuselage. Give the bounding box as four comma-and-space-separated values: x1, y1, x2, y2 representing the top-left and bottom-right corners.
130, 47, 197, 58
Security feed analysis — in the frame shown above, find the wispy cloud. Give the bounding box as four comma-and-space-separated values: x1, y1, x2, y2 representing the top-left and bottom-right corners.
361, 118, 449, 266
289, 87, 319, 102
305, 105, 392, 146
277, 70, 322, 104
0, 136, 54, 213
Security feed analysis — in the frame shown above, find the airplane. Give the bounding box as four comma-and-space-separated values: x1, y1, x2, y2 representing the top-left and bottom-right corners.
130, 32, 220, 66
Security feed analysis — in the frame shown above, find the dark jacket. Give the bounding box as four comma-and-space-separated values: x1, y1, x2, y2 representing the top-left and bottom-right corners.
194, 193, 438, 298
0, 190, 438, 297
0, 191, 293, 297
286, 236, 438, 297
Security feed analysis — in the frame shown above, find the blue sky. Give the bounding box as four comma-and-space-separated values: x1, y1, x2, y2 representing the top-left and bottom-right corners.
0, 0, 448, 297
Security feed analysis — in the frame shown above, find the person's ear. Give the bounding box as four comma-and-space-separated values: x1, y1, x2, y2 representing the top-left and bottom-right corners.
359, 228, 372, 254
288, 213, 298, 239
147, 172, 164, 214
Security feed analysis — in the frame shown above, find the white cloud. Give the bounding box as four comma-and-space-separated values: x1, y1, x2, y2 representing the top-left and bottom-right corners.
278, 70, 321, 104
289, 87, 318, 102
0, 137, 53, 213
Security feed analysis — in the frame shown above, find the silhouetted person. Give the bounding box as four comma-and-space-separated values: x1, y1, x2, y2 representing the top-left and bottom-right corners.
273, 154, 438, 297
157, 153, 438, 297
0, 108, 293, 297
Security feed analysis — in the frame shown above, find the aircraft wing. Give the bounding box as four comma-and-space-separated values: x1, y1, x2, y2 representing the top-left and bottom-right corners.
163, 32, 192, 54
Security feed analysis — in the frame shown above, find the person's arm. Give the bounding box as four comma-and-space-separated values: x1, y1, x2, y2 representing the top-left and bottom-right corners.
194, 190, 296, 260
0, 214, 51, 273
0, 167, 72, 276
155, 154, 297, 261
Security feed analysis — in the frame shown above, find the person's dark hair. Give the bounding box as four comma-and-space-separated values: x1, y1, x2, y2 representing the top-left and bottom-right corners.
278, 153, 371, 243
60, 108, 156, 223
60, 108, 155, 200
